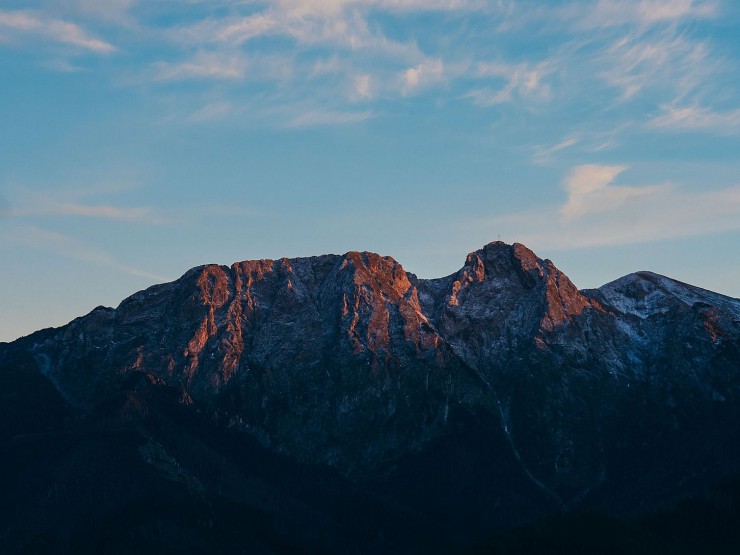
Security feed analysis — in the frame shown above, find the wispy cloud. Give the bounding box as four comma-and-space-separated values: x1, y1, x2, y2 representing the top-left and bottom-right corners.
351, 73, 373, 100
499, 0, 717, 35
11, 202, 164, 223
560, 165, 668, 220
269, 0, 485, 16
466, 60, 553, 106
0, 9, 115, 53
4, 187, 166, 224
598, 30, 714, 101
286, 109, 373, 127
51, 0, 138, 24
577, 0, 717, 28
532, 136, 579, 165
504, 1, 724, 111
170, 4, 424, 61
477, 164, 740, 249
401, 59, 445, 94
2, 0, 737, 138
186, 101, 238, 123
159, 90, 373, 128
209, 13, 277, 45
648, 104, 740, 133
41, 58, 86, 73
2, 224, 170, 281
153, 51, 247, 81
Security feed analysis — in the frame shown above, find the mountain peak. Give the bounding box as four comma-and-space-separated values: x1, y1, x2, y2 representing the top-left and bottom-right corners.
592, 270, 740, 320
456, 241, 547, 292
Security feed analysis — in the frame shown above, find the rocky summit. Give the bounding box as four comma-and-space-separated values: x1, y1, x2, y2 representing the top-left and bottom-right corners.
2, 242, 740, 554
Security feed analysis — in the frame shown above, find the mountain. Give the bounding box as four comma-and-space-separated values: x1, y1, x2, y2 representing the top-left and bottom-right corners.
1, 241, 739, 553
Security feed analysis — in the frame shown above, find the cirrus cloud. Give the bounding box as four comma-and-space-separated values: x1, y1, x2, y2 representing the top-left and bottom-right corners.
477, 164, 740, 250
0, 9, 115, 53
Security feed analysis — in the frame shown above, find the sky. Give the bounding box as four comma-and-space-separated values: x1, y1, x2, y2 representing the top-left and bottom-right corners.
1, 0, 739, 341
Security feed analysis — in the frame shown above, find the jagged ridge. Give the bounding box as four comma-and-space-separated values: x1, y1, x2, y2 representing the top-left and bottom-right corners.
1, 241, 739, 553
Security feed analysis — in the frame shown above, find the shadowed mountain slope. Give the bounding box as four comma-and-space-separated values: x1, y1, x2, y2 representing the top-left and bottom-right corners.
2, 242, 739, 553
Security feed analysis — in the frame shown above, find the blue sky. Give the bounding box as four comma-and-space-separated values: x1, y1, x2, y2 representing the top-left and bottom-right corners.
1, 0, 739, 341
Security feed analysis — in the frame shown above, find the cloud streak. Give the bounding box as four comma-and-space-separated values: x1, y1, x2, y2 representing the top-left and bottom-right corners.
2, 224, 170, 282
597, 30, 715, 101
478, 164, 740, 250
7, 200, 165, 224
153, 51, 247, 81
2, 184, 168, 224
401, 59, 446, 94
577, 0, 717, 28
286, 109, 373, 127
465, 60, 553, 106
560, 165, 668, 220
170, 3, 424, 61
532, 136, 579, 165
648, 104, 740, 133
0, 9, 115, 53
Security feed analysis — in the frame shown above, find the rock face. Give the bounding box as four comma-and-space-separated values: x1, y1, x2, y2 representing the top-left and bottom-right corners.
2, 242, 739, 553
